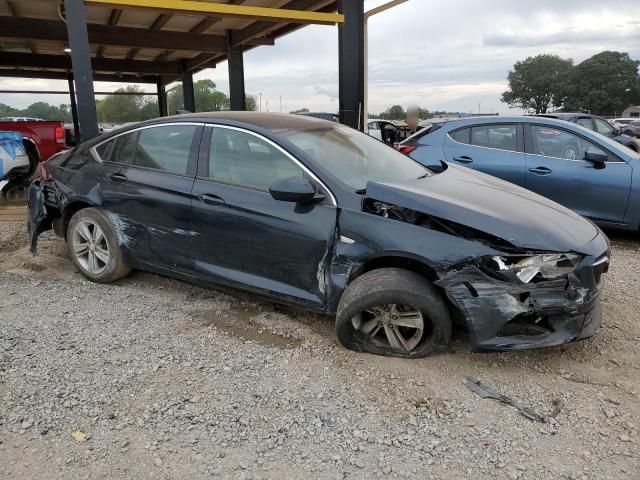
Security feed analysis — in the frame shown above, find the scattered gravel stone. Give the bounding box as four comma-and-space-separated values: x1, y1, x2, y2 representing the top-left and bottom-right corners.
0, 221, 639, 479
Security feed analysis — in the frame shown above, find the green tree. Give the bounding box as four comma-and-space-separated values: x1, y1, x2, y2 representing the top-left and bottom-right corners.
563, 51, 640, 115
379, 105, 405, 120
167, 79, 228, 114
16, 102, 73, 122
245, 94, 257, 112
418, 107, 430, 119
167, 80, 257, 113
0, 103, 20, 118
96, 86, 157, 123
501, 54, 573, 113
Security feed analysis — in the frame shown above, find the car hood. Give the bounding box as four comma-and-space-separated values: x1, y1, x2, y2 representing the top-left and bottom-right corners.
614, 133, 638, 146
365, 163, 598, 253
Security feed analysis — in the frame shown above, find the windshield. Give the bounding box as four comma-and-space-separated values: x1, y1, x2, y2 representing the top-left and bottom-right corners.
281, 124, 429, 190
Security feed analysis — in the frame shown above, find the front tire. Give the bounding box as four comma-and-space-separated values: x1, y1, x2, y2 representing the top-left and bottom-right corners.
336, 268, 451, 358
67, 208, 130, 283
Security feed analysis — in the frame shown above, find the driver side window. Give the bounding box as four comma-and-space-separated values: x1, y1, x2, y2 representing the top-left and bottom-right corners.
594, 118, 615, 136
206, 127, 303, 190
530, 126, 606, 161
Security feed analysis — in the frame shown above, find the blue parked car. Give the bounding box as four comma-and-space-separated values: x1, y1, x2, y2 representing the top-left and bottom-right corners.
399, 116, 640, 230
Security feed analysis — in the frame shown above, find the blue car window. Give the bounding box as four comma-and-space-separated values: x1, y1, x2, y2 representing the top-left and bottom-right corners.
470, 125, 517, 152
450, 127, 470, 144
531, 126, 606, 161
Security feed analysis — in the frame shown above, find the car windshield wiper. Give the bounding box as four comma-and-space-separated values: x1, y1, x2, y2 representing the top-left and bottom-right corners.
355, 188, 366, 195
417, 173, 430, 179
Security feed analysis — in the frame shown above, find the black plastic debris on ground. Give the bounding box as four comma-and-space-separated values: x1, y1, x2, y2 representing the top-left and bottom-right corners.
466, 377, 546, 422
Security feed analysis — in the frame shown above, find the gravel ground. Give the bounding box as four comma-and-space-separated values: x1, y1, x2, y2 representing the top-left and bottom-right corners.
0, 220, 638, 479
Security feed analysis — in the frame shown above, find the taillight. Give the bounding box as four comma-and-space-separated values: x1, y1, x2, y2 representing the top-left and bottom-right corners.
398, 145, 417, 155
40, 162, 52, 181
55, 125, 65, 144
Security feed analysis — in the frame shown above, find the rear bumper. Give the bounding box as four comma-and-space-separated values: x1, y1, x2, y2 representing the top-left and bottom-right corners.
27, 180, 54, 255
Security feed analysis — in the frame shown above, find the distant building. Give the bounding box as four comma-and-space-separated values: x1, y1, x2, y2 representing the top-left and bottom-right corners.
622, 106, 640, 118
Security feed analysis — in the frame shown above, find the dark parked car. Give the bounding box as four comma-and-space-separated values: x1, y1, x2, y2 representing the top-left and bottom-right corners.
535, 113, 640, 152
28, 113, 609, 357
400, 116, 640, 231
297, 112, 339, 122
612, 118, 640, 138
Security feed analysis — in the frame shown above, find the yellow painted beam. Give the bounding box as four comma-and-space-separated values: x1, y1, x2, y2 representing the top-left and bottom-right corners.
85, 0, 344, 25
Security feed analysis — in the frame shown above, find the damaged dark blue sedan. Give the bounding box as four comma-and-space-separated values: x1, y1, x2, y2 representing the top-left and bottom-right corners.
28, 113, 610, 357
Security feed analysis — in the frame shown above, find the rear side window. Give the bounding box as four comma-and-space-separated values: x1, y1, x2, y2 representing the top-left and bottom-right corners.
471, 124, 517, 151
576, 118, 593, 130
450, 127, 470, 144
96, 132, 137, 165
133, 125, 197, 175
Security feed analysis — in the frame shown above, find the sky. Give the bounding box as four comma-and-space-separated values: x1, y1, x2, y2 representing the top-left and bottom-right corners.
1, 0, 639, 115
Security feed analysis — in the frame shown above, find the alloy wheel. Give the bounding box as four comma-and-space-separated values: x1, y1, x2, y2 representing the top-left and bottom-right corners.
563, 146, 578, 160
352, 303, 425, 352
71, 220, 110, 275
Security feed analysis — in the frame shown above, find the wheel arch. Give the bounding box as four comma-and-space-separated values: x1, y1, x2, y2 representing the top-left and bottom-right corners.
348, 254, 440, 285
58, 200, 96, 239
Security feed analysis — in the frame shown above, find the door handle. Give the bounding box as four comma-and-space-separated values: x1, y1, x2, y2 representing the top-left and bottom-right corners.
528, 167, 552, 175
199, 193, 226, 206
453, 156, 473, 163
107, 173, 128, 183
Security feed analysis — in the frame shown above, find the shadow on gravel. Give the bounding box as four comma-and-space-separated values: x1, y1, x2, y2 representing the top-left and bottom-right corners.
193, 309, 304, 349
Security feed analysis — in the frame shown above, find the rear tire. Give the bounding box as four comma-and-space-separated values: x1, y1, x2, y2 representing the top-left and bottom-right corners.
24, 142, 39, 179
67, 207, 130, 283
336, 268, 451, 358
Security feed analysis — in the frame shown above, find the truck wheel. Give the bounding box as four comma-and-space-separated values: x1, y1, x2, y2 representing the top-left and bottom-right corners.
24, 142, 39, 179
335, 268, 451, 358
67, 208, 130, 283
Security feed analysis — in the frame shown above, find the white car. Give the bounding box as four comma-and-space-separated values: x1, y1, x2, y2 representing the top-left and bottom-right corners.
367, 120, 398, 144
0, 131, 30, 190
612, 118, 636, 128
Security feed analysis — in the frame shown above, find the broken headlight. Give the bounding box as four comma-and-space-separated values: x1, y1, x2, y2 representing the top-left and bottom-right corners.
489, 254, 582, 284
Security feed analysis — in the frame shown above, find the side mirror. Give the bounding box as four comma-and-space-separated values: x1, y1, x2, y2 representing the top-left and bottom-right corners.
585, 151, 607, 169
269, 177, 322, 203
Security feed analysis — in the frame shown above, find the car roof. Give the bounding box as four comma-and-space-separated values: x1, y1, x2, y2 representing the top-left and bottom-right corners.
536, 112, 577, 119
431, 115, 578, 126
122, 111, 337, 134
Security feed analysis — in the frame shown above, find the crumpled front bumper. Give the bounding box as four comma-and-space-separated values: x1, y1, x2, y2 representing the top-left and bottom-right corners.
435, 232, 610, 352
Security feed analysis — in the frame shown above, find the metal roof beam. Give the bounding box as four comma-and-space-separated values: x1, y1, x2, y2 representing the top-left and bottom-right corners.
84, 0, 343, 25
0, 52, 185, 75
0, 16, 228, 53
127, 13, 172, 60
231, 0, 336, 45
0, 69, 159, 83
96, 8, 123, 58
